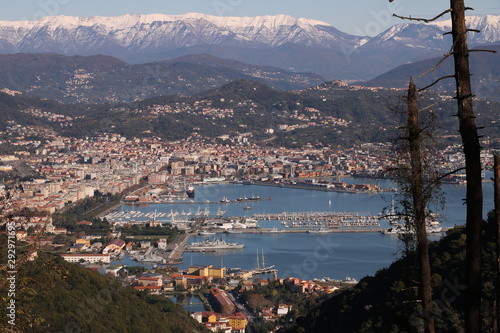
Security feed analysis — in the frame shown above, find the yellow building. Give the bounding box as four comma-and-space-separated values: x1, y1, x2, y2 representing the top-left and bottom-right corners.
76, 239, 90, 245
188, 265, 226, 278
227, 314, 248, 330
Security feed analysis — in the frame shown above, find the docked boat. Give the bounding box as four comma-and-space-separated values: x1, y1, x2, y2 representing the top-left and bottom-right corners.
199, 230, 216, 236
267, 227, 284, 233
186, 186, 195, 198
225, 229, 243, 234
186, 237, 245, 251
308, 227, 334, 234
382, 224, 442, 235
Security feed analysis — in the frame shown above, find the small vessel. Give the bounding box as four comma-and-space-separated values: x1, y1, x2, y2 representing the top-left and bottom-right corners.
186, 186, 195, 198
343, 276, 358, 284
220, 197, 231, 203
225, 229, 243, 234
243, 218, 259, 228
216, 207, 227, 216
308, 227, 333, 234
199, 230, 216, 236
243, 206, 252, 210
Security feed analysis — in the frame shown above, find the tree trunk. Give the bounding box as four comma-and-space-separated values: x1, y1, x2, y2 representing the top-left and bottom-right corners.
407, 78, 435, 333
495, 154, 500, 333
449, 1, 483, 332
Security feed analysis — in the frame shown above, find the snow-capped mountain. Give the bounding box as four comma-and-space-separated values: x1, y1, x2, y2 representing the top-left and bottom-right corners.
0, 13, 498, 80
0, 13, 363, 55
365, 15, 500, 51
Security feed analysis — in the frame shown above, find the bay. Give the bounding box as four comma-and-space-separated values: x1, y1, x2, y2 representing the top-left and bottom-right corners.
114, 174, 495, 281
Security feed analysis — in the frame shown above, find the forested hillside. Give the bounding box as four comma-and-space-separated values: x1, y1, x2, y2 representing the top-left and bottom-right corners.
282, 213, 499, 332
0, 240, 207, 333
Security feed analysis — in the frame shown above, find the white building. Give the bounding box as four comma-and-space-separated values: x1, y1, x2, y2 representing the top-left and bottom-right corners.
61, 254, 111, 264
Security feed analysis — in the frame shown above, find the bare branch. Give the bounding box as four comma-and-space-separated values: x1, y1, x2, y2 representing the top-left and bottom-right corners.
393, 9, 451, 23
419, 102, 438, 112
467, 29, 481, 33
419, 54, 453, 78
422, 167, 467, 194
388, 106, 409, 114
418, 75, 455, 92
419, 39, 458, 78
469, 49, 497, 53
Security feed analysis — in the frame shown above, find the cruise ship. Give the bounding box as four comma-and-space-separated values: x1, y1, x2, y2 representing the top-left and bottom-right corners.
186, 238, 244, 251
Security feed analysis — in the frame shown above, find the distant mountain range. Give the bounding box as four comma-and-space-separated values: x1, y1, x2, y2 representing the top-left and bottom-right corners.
0, 53, 326, 103
0, 13, 498, 80
364, 44, 500, 101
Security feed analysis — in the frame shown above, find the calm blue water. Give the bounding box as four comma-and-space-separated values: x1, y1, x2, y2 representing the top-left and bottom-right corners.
112, 174, 495, 281
168, 296, 205, 312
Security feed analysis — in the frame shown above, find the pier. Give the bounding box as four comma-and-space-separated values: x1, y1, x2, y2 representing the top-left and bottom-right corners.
253, 211, 381, 228
167, 233, 192, 261
122, 197, 272, 205
227, 228, 386, 234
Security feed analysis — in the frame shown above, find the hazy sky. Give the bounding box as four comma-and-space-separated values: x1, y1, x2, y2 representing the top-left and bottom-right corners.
2, 0, 499, 36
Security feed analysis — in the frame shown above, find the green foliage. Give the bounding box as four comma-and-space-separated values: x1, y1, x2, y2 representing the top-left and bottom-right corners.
2, 79, 500, 149
0, 244, 207, 332
52, 193, 120, 235
119, 225, 180, 242
282, 216, 500, 333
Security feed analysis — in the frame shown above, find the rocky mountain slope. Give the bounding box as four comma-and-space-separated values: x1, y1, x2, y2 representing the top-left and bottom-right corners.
0, 13, 498, 80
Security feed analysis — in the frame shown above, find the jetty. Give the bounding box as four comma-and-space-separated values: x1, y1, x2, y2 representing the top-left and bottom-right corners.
167, 233, 192, 261
253, 211, 381, 228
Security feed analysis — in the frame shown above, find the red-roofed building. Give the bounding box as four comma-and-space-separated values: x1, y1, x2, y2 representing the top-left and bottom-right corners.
208, 287, 235, 315
103, 239, 126, 254
138, 276, 163, 287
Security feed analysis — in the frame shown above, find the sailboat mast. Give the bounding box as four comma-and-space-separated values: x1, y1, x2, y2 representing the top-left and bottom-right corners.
256, 249, 260, 270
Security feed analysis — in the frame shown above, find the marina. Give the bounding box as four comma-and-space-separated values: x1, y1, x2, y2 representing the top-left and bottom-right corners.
104, 175, 495, 281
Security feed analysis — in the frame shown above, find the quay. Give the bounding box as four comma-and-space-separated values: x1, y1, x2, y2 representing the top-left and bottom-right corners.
244, 180, 394, 193
167, 233, 192, 261
254, 211, 377, 221
229, 228, 386, 234
253, 211, 381, 228
122, 197, 272, 205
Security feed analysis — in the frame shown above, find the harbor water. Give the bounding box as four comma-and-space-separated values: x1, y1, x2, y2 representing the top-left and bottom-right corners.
112, 175, 495, 281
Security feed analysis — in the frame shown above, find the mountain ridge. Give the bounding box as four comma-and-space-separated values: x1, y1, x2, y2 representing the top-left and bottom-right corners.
0, 52, 326, 103
0, 13, 498, 80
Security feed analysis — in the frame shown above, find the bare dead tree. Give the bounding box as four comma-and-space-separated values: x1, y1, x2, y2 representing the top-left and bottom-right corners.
407, 78, 435, 333
495, 154, 500, 333
393, 1, 488, 330
449, 3, 483, 331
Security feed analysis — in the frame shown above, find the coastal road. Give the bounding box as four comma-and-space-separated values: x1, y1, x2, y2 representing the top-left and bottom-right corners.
228, 292, 255, 321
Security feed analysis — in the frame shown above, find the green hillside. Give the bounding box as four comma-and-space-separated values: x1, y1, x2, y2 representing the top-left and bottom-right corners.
0, 240, 207, 333
282, 213, 499, 332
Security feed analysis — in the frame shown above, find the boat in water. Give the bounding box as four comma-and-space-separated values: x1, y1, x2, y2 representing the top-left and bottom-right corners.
186, 186, 195, 198
186, 237, 245, 251
199, 230, 216, 236
308, 227, 334, 234
225, 229, 243, 234
382, 224, 442, 235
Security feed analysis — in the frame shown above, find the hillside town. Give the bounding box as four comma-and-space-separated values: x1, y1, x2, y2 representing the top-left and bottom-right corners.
1, 118, 493, 331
